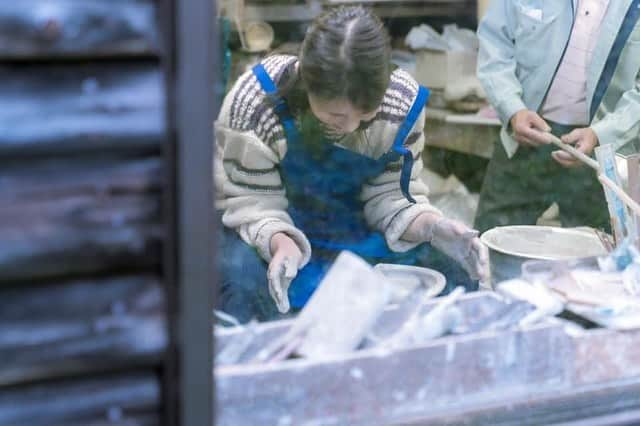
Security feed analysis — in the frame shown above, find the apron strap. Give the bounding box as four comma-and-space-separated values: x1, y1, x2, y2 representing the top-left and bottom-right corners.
391, 86, 430, 204
252, 63, 300, 144
253, 62, 430, 204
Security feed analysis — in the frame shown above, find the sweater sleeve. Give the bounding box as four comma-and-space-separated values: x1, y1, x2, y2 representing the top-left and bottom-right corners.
214, 56, 311, 266
361, 73, 442, 252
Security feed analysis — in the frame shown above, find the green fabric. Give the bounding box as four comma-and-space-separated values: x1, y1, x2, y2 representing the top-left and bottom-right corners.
474, 122, 610, 233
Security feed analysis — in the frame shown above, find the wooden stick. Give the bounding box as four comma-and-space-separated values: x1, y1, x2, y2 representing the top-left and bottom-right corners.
598, 174, 640, 218
546, 133, 600, 171
544, 132, 640, 239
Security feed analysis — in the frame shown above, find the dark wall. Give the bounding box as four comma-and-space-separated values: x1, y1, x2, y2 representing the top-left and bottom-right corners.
0, 1, 168, 424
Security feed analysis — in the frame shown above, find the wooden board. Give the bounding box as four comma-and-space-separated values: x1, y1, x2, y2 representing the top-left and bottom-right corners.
216, 293, 573, 425
0, 156, 162, 202
0, 275, 167, 386
398, 378, 640, 425
0, 0, 158, 59
0, 63, 164, 158
245, 1, 475, 22
425, 109, 498, 159
0, 372, 160, 425
216, 289, 640, 425
0, 157, 163, 283
0, 193, 162, 282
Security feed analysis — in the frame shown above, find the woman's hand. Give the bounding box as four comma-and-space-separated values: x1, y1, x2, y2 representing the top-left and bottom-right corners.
429, 218, 490, 282
268, 232, 303, 313
408, 213, 490, 283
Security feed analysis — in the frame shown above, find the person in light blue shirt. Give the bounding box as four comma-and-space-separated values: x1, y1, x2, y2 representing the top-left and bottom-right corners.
475, 0, 640, 232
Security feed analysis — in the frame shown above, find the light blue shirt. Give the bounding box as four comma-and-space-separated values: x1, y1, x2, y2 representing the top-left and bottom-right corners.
478, 0, 640, 157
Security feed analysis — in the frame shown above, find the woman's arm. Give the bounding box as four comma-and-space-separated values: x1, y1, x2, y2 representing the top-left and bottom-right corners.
215, 59, 311, 266
361, 108, 443, 252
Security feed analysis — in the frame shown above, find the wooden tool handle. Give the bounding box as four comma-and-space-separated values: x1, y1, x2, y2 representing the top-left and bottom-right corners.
545, 133, 601, 171
543, 131, 640, 222
598, 174, 640, 217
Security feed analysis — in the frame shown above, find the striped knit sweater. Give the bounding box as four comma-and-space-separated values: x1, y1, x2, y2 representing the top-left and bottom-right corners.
214, 55, 441, 267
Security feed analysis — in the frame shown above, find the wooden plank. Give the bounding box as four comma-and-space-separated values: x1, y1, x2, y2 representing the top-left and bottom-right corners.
217, 323, 571, 425
571, 328, 640, 386
0, 156, 162, 202
327, 0, 468, 3
1, 314, 167, 386
0, 63, 164, 158
216, 293, 572, 425
0, 274, 162, 322
0, 372, 160, 425
0, 156, 162, 282
0, 275, 167, 386
425, 113, 497, 159
66, 413, 159, 426
398, 378, 640, 425
245, 1, 474, 22
0, 193, 162, 282
0, 0, 158, 59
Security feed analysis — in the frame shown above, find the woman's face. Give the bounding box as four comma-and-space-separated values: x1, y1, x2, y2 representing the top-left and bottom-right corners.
308, 94, 377, 134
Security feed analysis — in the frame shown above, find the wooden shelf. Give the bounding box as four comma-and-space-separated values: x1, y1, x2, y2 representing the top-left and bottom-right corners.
245, 0, 475, 22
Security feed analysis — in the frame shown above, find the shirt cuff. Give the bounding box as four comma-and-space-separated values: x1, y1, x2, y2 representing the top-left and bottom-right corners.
591, 119, 624, 152
495, 96, 527, 126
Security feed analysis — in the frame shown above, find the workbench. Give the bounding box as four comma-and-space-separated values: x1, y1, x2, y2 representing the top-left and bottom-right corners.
216, 291, 640, 425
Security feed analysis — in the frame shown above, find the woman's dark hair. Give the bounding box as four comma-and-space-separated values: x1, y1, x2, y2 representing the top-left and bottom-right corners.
283, 6, 391, 113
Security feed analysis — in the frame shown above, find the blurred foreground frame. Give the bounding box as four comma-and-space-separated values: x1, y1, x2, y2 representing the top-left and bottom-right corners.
0, 0, 218, 425
165, 0, 217, 425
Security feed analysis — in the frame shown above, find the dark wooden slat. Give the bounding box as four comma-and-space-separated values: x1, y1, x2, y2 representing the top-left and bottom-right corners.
0, 274, 162, 322
66, 412, 160, 426
174, 0, 217, 424
0, 156, 163, 202
0, 275, 167, 386
0, 372, 160, 425
0, 156, 163, 282
0, 63, 164, 158
0, 0, 158, 59
1, 314, 167, 386
0, 194, 162, 282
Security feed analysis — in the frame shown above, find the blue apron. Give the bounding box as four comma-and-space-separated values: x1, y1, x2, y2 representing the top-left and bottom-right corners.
252, 64, 430, 307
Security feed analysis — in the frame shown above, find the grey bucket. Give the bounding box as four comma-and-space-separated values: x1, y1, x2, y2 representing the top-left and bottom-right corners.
480, 226, 609, 286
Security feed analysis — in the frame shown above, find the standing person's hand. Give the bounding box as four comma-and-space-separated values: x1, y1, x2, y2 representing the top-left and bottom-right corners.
551, 127, 599, 168
268, 233, 303, 313
510, 109, 552, 147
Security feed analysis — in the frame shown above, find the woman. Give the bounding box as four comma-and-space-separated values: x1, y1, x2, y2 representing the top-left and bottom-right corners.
215, 6, 489, 322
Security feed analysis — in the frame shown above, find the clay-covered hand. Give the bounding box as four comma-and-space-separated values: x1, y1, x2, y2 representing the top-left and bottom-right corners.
268, 232, 303, 313
425, 217, 490, 282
